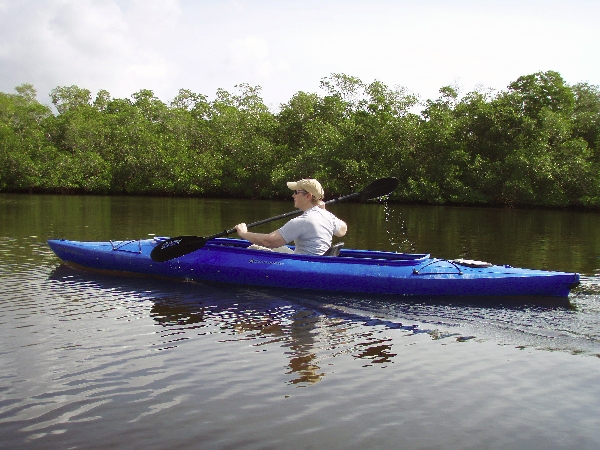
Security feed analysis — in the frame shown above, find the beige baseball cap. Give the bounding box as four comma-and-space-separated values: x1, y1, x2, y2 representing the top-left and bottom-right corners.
286, 178, 324, 200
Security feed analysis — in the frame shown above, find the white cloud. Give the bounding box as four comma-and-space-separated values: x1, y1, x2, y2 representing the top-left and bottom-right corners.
0, 0, 598, 110
230, 36, 269, 71
49, 1, 127, 56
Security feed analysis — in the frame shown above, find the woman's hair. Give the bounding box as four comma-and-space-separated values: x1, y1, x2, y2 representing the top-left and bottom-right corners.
309, 193, 321, 205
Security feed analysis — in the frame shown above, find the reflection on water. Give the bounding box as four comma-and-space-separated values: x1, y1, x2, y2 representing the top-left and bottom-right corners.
45, 262, 600, 383
150, 300, 205, 327
355, 339, 396, 365
45, 264, 447, 387
3, 194, 600, 449
287, 310, 323, 385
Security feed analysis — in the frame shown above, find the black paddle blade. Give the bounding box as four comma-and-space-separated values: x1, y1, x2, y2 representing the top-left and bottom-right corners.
150, 235, 208, 262
359, 177, 399, 201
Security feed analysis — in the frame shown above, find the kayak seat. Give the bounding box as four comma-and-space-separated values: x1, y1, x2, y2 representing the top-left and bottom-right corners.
323, 242, 344, 257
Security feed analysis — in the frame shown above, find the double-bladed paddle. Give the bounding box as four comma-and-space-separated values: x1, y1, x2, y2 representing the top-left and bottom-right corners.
150, 177, 399, 262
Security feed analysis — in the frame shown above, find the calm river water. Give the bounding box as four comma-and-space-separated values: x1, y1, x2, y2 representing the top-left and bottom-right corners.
1, 193, 600, 449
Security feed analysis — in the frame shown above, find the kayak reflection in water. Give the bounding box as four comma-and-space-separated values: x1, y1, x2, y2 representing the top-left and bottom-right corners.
234, 179, 348, 256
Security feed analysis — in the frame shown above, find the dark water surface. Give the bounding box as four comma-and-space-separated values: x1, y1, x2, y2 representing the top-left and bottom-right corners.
2, 194, 600, 449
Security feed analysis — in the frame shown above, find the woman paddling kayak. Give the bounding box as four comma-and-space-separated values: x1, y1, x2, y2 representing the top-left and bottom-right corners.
234, 179, 348, 256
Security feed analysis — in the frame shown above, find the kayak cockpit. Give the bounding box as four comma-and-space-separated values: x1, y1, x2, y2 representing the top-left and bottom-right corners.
202, 237, 431, 263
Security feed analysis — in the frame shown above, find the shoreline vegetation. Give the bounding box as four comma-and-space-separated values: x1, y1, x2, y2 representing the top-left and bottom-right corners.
1, 71, 599, 210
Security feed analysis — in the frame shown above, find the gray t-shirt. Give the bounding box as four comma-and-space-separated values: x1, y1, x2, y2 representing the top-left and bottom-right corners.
278, 206, 344, 255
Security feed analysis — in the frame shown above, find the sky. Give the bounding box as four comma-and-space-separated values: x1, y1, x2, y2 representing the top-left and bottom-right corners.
1, 0, 598, 111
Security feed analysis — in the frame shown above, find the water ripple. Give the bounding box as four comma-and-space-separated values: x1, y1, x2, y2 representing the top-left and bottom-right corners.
2, 235, 600, 448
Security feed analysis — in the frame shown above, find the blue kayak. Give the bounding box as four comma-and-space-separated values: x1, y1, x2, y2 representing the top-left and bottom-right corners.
48, 238, 579, 297
47, 237, 580, 298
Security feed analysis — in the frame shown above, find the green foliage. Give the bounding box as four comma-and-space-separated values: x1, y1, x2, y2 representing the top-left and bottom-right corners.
0, 84, 54, 191
1, 71, 599, 209
50, 85, 93, 114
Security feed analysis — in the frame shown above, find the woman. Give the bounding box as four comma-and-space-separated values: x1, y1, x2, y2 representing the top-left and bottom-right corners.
234, 179, 347, 255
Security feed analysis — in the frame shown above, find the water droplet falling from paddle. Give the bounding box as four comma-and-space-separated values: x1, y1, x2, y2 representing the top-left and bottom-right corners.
381, 200, 416, 253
